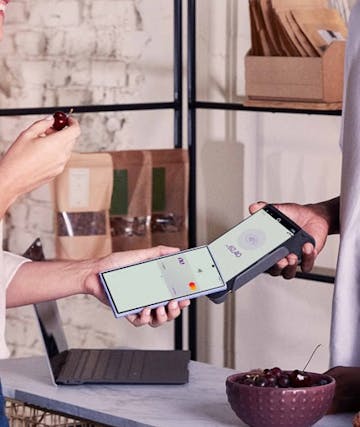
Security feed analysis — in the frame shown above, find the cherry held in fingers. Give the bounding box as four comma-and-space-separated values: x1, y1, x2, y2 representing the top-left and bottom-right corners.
52, 111, 69, 131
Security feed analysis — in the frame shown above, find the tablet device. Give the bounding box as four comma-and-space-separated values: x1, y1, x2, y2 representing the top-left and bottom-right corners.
99, 204, 315, 316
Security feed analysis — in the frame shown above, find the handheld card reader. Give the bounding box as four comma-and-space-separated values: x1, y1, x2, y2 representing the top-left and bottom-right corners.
206, 204, 315, 304
99, 204, 315, 318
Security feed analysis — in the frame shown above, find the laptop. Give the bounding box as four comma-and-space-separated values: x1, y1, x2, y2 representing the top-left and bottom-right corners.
33, 301, 190, 385
25, 239, 190, 386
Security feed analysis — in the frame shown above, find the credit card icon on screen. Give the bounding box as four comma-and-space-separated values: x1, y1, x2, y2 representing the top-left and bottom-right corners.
159, 256, 197, 297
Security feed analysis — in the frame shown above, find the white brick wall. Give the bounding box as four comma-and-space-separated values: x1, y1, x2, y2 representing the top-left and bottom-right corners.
29, 1, 81, 28
0, 0, 175, 357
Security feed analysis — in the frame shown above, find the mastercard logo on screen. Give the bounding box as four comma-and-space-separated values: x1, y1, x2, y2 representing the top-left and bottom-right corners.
188, 282, 197, 291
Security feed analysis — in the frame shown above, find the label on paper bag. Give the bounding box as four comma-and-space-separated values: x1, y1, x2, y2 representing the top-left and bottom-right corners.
68, 168, 90, 208
318, 29, 345, 45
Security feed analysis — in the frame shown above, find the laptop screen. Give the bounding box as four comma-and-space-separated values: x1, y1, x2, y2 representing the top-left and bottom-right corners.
34, 302, 68, 358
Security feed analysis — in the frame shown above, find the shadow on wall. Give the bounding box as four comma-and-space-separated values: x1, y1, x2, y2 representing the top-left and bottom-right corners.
196, 140, 244, 368
200, 140, 244, 242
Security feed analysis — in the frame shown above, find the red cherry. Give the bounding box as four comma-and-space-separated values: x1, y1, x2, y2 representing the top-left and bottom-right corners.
270, 367, 283, 378
52, 111, 69, 131
290, 369, 312, 387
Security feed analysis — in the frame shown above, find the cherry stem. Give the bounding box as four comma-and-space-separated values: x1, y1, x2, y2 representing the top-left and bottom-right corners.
303, 344, 322, 372
68, 108, 74, 115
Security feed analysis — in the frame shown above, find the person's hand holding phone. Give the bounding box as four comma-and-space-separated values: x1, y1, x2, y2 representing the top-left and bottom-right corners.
126, 299, 190, 328
248, 201, 330, 279
85, 245, 190, 328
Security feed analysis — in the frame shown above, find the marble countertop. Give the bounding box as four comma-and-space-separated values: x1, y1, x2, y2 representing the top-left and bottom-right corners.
0, 356, 356, 427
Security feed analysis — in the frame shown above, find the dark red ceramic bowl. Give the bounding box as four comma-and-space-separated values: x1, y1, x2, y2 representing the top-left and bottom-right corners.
226, 371, 335, 427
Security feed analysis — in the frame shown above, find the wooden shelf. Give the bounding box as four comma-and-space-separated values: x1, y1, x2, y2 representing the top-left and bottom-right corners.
244, 98, 342, 112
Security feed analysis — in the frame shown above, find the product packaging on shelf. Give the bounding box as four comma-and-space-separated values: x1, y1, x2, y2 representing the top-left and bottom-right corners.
245, 0, 347, 107
53, 152, 113, 260
109, 150, 152, 251
150, 149, 189, 250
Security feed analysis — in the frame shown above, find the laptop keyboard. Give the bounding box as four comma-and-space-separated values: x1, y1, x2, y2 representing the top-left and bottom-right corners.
56, 349, 146, 384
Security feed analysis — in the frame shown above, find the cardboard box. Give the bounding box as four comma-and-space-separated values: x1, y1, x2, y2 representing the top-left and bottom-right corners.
245, 41, 345, 103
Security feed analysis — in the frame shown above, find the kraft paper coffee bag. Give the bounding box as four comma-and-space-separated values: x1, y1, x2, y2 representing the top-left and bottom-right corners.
53, 152, 113, 260
109, 150, 152, 251
150, 149, 189, 250
291, 8, 347, 55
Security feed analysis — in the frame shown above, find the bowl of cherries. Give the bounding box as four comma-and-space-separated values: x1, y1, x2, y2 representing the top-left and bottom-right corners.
226, 365, 335, 427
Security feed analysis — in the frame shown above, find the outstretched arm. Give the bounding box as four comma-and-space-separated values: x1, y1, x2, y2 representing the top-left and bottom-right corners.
6, 245, 189, 327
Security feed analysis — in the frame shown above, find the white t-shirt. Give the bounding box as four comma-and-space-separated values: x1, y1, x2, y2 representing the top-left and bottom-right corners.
0, 221, 30, 358
330, 0, 360, 366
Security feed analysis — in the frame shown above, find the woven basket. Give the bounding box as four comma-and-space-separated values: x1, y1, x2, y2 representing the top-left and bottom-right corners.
5, 399, 104, 427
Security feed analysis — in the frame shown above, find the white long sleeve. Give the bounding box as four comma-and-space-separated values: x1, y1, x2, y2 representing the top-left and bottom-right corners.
0, 221, 30, 358
330, 0, 360, 366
